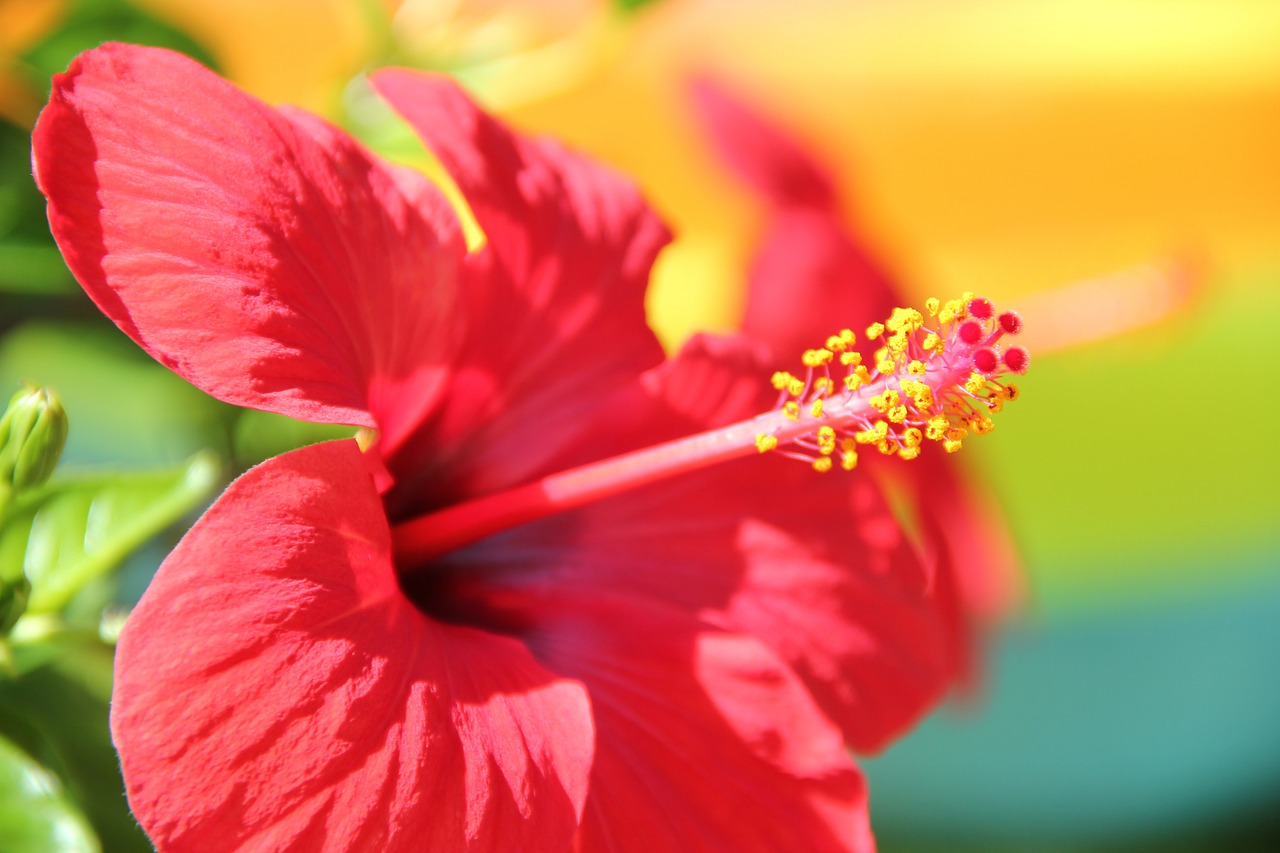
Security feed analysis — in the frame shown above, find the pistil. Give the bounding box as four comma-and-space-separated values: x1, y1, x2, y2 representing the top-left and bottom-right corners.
392, 294, 1026, 570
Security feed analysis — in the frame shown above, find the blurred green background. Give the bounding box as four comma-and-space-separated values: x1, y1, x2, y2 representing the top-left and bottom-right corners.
2, 0, 1278, 850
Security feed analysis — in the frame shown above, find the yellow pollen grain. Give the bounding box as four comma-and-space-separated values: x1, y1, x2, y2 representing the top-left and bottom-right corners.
888, 405, 908, 423
841, 449, 859, 470
844, 374, 864, 391
908, 360, 926, 376
866, 322, 885, 339
840, 351, 862, 366
926, 415, 949, 440
771, 371, 792, 391
944, 438, 963, 453
811, 399, 825, 418
788, 378, 806, 397
1004, 383, 1020, 401
783, 401, 800, 421
812, 456, 833, 473
812, 377, 833, 396
877, 359, 897, 375
899, 445, 921, 461
904, 427, 923, 448
965, 373, 988, 395
825, 334, 848, 352
925, 297, 940, 316
922, 333, 939, 350
755, 433, 778, 453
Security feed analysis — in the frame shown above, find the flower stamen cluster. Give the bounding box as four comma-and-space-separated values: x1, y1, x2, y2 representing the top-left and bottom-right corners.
757, 294, 1027, 471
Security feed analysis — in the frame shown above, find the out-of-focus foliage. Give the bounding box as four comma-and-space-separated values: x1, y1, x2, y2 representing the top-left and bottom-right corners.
0, 731, 99, 853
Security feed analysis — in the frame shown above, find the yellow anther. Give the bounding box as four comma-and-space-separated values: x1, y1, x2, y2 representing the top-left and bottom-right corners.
965, 373, 988, 395
943, 438, 963, 454
907, 360, 927, 376
839, 328, 856, 347
870, 390, 899, 413
962, 291, 975, 303
946, 426, 968, 442
926, 415, 949, 441
816, 425, 837, 454
877, 439, 896, 456
886, 307, 923, 333
802, 348, 834, 368
865, 322, 885, 339
899, 445, 921, 461
925, 297, 940, 316
840, 351, 862, 366
922, 333, 940, 350
812, 456, 833, 473
1004, 383, 1020, 401
788, 378, 806, 397
825, 334, 848, 353
903, 427, 923, 448
876, 358, 897, 375
844, 366, 871, 390
812, 377, 833, 396
887, 332, 909, 355
987, 396, 1004, 414
841, 449, 859, 471
840, 438, 856, 453
783, 401, 800, 421
755, 433, 779, 453
938, 308, 955, 325
887, 405, 908, 424
970, 416, 995, 435
856, 422, 888, 444
810, 399, 825, 419
771, 371, 794, 391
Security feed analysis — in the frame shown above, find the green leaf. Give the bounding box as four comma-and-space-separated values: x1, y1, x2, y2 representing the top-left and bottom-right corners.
0, 636, 150, 852
3, 453, 219, 614
0, 732, 99, 853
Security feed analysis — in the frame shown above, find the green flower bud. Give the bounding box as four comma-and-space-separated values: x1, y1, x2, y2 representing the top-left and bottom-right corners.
0, 385, 68, 492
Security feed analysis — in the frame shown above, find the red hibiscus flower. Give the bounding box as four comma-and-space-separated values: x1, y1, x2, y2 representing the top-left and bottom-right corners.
689, 78, 1025, 620
34, 44, 1023, 852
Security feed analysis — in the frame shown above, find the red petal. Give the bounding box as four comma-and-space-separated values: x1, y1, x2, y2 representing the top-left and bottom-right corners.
366, 70, 671, 513
457, 587, 870, 852
688, 77, 837, 210
34, 44, 465, 427
743, 210, 900, 360
561, 605, 873, 852
111, 441, 592, 852
542, 335, 962, 751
